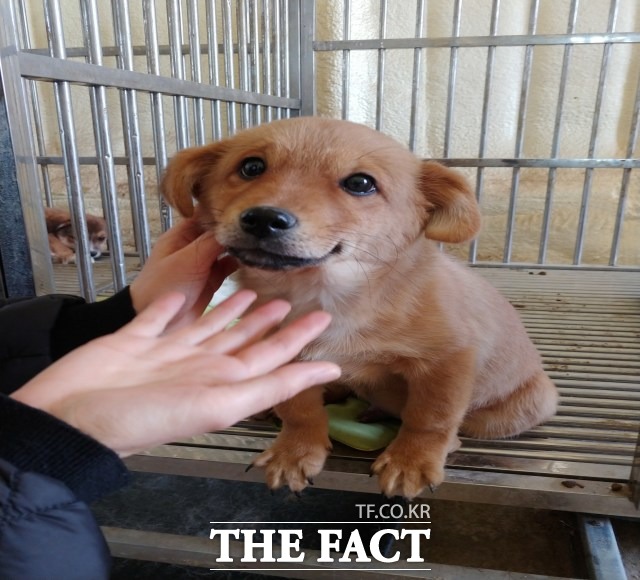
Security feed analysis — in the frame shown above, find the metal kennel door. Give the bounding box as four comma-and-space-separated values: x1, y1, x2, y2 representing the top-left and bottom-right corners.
0, 0, 312, 301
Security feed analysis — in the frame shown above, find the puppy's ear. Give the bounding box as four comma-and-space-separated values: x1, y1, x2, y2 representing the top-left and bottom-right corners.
420, 161, 481, 243
160, 144, 225, 217
55, 220, 72, 234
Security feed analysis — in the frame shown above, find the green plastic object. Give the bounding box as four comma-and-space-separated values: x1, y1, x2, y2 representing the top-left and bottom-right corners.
326, 397, 400, 451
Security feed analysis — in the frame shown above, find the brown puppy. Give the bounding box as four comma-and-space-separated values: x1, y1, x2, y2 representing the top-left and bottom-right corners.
45, 207, 108, 264
161, 117, 558, 498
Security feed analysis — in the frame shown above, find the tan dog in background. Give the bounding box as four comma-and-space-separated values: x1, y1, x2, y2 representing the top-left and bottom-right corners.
161, 117, 558, 498
45, 207, 108, 264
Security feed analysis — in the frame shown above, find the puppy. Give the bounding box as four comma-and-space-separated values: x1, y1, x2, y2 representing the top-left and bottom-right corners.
45, 207, 108, 264
161, 117, 558, 498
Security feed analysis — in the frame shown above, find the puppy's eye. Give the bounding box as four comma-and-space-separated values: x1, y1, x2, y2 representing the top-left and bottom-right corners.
341, 173, 377, 196
239, 157, 266, 179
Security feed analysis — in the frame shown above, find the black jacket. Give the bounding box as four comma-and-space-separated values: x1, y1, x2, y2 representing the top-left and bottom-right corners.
0, 289, 136, 579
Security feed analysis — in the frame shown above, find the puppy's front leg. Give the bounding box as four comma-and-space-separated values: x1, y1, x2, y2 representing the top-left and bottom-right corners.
252, 385, 331, 492
372, 348, 475, 498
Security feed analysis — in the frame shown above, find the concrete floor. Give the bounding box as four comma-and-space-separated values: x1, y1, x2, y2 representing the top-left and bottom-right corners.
93, 472, 640, 579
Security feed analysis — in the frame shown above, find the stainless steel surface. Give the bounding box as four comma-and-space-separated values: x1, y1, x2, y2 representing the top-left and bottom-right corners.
125, 269, 640, 517
578, 516, 627, 580
313, 32, 640, 51
0, 1, 54, 295
468, 0, 499, 264
503, 0, 538, 264
610, 69, 640, 267
80, 0, 128, 291
44, 0, 96, 301
573, 0, 619, 267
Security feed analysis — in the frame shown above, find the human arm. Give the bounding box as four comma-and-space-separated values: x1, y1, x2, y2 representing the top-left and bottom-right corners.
1, 290, 339, 578
0, 219, 234, 394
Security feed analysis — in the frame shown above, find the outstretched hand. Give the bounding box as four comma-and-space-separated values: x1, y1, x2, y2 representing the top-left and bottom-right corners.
12, 291, 340, 457
130, 218, 237, 328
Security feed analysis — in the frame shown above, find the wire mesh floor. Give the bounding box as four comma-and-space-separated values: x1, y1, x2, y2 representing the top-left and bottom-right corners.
59, 265, 638, 515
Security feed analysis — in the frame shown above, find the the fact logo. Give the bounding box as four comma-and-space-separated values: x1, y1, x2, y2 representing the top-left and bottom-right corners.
208, 503, 432, 569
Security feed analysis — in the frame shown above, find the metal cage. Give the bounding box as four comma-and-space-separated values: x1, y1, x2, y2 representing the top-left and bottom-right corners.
0, 0, 638, 575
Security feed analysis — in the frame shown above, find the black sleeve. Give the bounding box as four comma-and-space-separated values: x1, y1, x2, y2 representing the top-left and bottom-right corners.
0, 395, 130, 579
0, 287, 137, 394
0, 394, 130, 503
51, 286, 137, 360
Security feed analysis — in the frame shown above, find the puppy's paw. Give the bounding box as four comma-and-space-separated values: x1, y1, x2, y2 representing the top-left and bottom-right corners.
252, 432, 332, 492
371, 433, 458, 498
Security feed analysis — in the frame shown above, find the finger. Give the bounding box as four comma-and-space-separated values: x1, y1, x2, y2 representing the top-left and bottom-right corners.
168, 289, 257, 344
234, 311, 332, 376
201, 299, 291, 354
121, 292, 187, 337
152, 218, 203, 256
188, 363, 341, 432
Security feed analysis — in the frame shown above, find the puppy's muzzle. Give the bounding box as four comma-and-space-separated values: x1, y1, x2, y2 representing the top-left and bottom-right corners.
228, 205, 338, 271
240, 206, 298, 239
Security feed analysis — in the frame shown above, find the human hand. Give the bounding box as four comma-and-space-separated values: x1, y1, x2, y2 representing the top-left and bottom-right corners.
130, 219, 237, 328
11, 291, 340, 457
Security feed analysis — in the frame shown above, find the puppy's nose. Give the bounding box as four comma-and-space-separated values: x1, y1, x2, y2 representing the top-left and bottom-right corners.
239, 206, 298, 239
90, 250, 99, 258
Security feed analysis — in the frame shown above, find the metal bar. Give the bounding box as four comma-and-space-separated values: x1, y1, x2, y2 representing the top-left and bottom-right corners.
16, 0, 53, 208
187, 0, 206, 145
437, 158, 640, 169
17, 52, 299, 108
375, 0, 387, 132
503, 0, 539, 263
206, 0, 223, 140
167, 0, 189, 149
249, 0, 261, 124
469, 0, 500, 264
443, 0, 462, 156
126, 445, 639, 517
35, 155, 639, 170
574, 0, 619, 265
221, 0, 237, 132
280, 0, 290, 118
80, 0, 127, 291
341, 0, 350, 119
237, 0, 251, 127
408, 0, 426, 152
143, 0, 172, 231
44, 0, 96, 301
261, 0, 273, 122
295, 0, 314, 117
577, 516, 627, 580
313, 31, 640, 51
113, 0, 151, 263
632, 428, 640, 508
0, 1, 53, 295
20, 29, 637, 59
273, 0, 283, 120
609, 65, 640, 265
538, 0, 579, 264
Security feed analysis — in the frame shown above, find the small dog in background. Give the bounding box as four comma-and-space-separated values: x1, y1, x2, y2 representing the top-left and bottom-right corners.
45, 207, 108, 264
